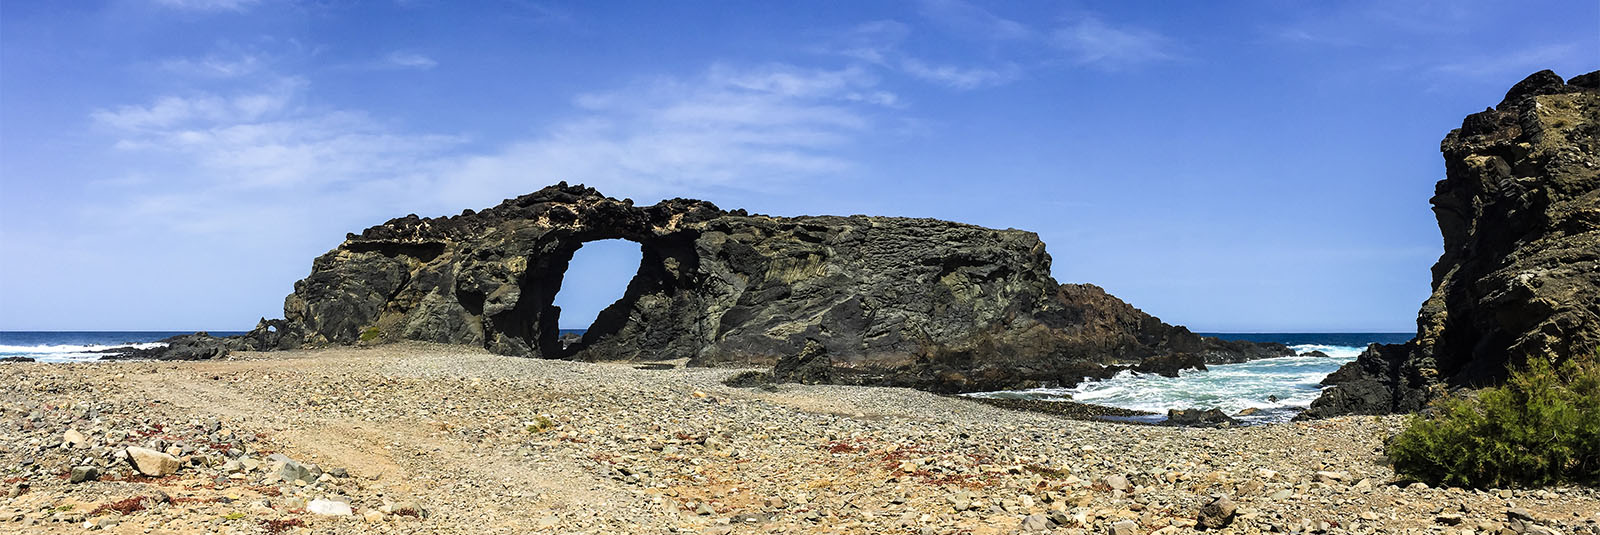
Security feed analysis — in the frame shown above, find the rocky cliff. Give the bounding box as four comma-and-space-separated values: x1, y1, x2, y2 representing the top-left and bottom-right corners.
1304, 69, 1600, 418
218, 183, 1288, 393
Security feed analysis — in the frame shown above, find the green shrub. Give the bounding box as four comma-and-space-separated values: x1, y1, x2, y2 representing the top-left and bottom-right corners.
1386, 350, 1600, 488
359, 326, 381, 342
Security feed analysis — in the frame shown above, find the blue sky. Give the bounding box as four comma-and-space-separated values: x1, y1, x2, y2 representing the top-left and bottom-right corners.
1, 0, 1595, 332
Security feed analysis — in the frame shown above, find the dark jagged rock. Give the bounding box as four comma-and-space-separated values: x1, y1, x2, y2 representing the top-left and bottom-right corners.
0, 357, 34, 363
1165, 408, 1237, 427
204, 182, 1290, 392
1133, 352, 1207, 377
722, 370, 778, 390
771, 340, 834, 385
1299, 350, 1331, 358
100, 333, 230, 361
1304, 70, 1600, 418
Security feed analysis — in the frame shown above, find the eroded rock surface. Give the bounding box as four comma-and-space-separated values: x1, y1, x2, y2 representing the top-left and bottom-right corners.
143, 183, 1289, 392
1305, 70, 1600, 418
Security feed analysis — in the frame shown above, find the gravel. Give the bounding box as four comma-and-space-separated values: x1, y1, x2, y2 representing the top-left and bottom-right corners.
1, 342, 1597, 534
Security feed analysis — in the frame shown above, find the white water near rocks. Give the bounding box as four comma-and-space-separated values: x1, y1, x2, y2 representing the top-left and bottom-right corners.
0, 342, 168, 363
968, 344, 1367, 424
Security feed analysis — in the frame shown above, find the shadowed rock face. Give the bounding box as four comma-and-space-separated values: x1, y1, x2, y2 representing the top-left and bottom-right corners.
224, 182, 1288, 393
1303, 69, 1600, 418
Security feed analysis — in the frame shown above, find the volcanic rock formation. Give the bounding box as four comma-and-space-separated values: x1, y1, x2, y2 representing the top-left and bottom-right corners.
1303, 69, 1600, 418
212, 183, 1288, 393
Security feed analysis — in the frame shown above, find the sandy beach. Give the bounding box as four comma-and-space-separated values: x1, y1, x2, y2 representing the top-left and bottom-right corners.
3, 344, 1597, 535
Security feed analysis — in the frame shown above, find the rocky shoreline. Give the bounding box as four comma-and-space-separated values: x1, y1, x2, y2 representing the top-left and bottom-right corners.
4, 345, 1598, 534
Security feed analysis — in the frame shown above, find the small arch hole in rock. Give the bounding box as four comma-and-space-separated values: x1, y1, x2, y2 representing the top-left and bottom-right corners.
552, 239, 643, 352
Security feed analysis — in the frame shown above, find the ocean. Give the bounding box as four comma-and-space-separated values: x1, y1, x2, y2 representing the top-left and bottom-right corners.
966, 332, 1414, 424
0, 331, 247, 363
5, 330, 1411, 423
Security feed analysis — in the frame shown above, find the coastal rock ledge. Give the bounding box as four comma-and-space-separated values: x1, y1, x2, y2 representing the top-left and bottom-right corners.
1304, 69, 1600, 418
218, 183, 1288, 393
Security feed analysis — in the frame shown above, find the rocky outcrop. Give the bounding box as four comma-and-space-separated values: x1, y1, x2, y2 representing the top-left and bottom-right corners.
159, 183, 1288, 391
99, 333, 231, 361
1304, 70, 1600, 418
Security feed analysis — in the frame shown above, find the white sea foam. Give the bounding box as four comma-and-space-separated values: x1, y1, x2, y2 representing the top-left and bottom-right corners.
0, 343, 165, 363
1289, 343, 1366, 359
966, 346, 1368, 424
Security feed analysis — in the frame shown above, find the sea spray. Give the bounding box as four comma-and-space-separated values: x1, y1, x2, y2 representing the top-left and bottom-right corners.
965, 339, 1399, 424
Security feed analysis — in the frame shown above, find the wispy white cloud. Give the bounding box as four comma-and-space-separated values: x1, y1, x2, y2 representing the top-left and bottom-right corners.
151, 0, 259, 12
916, 0, 1032, 41
824, 8, 1175, 91
91, 78, 462, 232
88, 62, 898, 237
438, 63, 895, 204
159, 53, 264, 78
829, 20, 911, 65
383, 51, 438, 70
899, 59, 1019, 90
1051, 17, 1174, 68
1431, 44, 1580, 79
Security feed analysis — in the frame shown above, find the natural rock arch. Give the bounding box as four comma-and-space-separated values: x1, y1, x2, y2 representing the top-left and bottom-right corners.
245, 182, 1291, 393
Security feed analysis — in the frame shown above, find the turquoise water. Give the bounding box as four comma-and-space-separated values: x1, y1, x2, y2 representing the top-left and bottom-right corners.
968, 333, 1412, 424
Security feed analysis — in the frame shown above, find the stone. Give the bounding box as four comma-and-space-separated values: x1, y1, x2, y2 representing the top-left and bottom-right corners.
1109, 520, 1139, 535
1102, 474, 1131, 492
62, 429, 87, 448
1306, 69, 1600, 418
1197, 495, 1237, 530
185, 183, 1292, 394
364, 510, 385, 524
1313, 471, 1346, 484
1438, 514, 1465, 525
1022, 513, 1050, 531
1165, 408, 1237, 427
125, 447, 180, 476
308, 499, 353, 516
69, 466, 98, 483
275, 460, 321, 484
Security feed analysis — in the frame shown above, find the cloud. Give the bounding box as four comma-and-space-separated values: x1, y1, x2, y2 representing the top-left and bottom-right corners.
152, 0, 259, 11
91, 78, 462, 231
92, 78, 301, 131
899, 59, 1019, 90
383, 52, 438, 70
88, 62, 898, 238
437, 63, 895, 204
917, 0, 1032, 41
1431, 44, 1579, 79
829, 20, 911, 64
159, 54, 264, 78
1051, 17, 1175, 68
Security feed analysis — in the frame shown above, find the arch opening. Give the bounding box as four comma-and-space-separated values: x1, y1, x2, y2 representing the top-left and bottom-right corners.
549, 238, 644, 356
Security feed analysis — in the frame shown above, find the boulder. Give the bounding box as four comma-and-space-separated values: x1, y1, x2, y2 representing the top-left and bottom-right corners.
1197, 495, 1237, 529
69, 466, 99, 484
1305, 69, 1600, 418
125, 447, 180, 476
1132, 352, 1206, 377
1166, 408, 1237, 427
